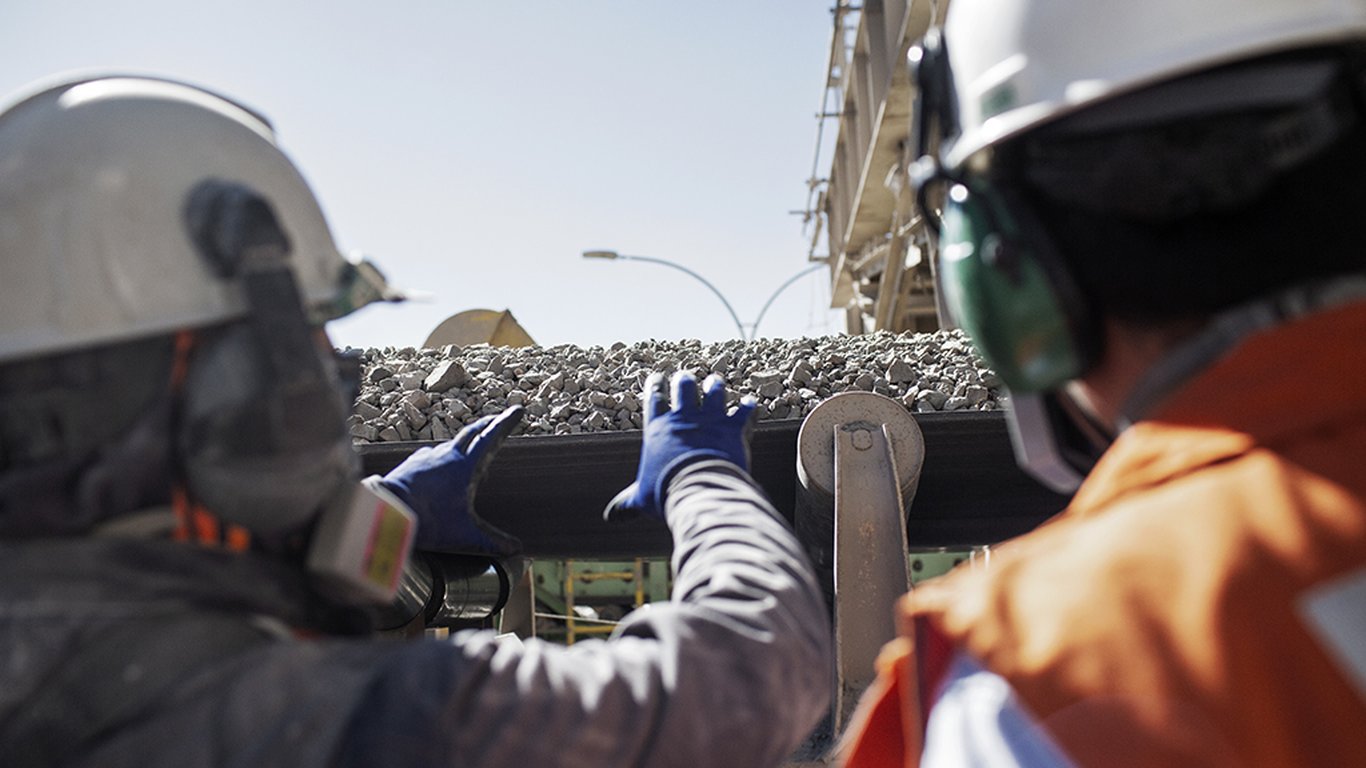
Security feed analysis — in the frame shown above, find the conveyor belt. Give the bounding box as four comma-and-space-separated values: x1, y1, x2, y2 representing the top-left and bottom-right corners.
357, 410, 1070, 558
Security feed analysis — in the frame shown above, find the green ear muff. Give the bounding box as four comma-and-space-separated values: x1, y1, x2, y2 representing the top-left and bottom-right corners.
939, 182, 1091, 392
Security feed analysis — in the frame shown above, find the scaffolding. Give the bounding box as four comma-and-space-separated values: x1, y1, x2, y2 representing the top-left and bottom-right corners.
798, 1, 950, 336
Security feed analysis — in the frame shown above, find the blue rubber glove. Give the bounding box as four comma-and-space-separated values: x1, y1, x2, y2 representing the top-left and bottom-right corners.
604, 372, 757, 522
378, 405, 524, 554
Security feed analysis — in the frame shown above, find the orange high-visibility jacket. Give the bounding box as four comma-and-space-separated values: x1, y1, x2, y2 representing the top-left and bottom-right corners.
842, 301, 1366, 767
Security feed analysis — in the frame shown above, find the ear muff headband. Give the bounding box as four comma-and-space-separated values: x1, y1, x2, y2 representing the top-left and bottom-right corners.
938, 179, 1097, 392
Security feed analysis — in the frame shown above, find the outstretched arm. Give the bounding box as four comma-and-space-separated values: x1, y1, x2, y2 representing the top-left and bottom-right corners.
342, 373, 832, 767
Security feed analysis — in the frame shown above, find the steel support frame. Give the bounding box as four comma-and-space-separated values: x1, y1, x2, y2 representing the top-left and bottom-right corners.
357, 411, 1069, 560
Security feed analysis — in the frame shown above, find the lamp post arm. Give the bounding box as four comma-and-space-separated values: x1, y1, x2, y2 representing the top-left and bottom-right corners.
619, 254, 748, 340
749, 263, 826, 341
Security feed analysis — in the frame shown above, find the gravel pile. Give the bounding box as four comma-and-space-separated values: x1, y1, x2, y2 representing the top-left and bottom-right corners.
346, 330, 1005, 443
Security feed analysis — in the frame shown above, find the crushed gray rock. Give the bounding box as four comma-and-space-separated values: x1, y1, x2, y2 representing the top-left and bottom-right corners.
423, 360, 467, 392
345, 330, 1006, 443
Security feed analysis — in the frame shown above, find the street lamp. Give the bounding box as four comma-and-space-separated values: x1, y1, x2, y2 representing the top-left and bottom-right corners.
582, 250, 828, 341
582, 250, 748, 340
749, 262, 826, 340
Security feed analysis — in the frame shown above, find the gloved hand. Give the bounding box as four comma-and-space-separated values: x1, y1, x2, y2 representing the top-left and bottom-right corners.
604, 372, 757, 522
378, 405, 524, 555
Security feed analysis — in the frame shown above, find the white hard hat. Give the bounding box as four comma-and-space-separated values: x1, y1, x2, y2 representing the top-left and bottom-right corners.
941, 0, 1366, 168
0, 75, 390, 365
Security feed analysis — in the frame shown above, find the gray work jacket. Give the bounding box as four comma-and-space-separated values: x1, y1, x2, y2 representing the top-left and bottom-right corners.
0, 461, 832, 767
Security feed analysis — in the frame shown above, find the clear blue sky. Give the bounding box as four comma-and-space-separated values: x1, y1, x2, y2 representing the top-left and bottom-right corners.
0, 1, 843, 349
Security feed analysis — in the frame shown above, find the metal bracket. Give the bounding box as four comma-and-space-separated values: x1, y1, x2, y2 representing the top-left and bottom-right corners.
795, 391, 925, 733
833, 422, 912, 727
